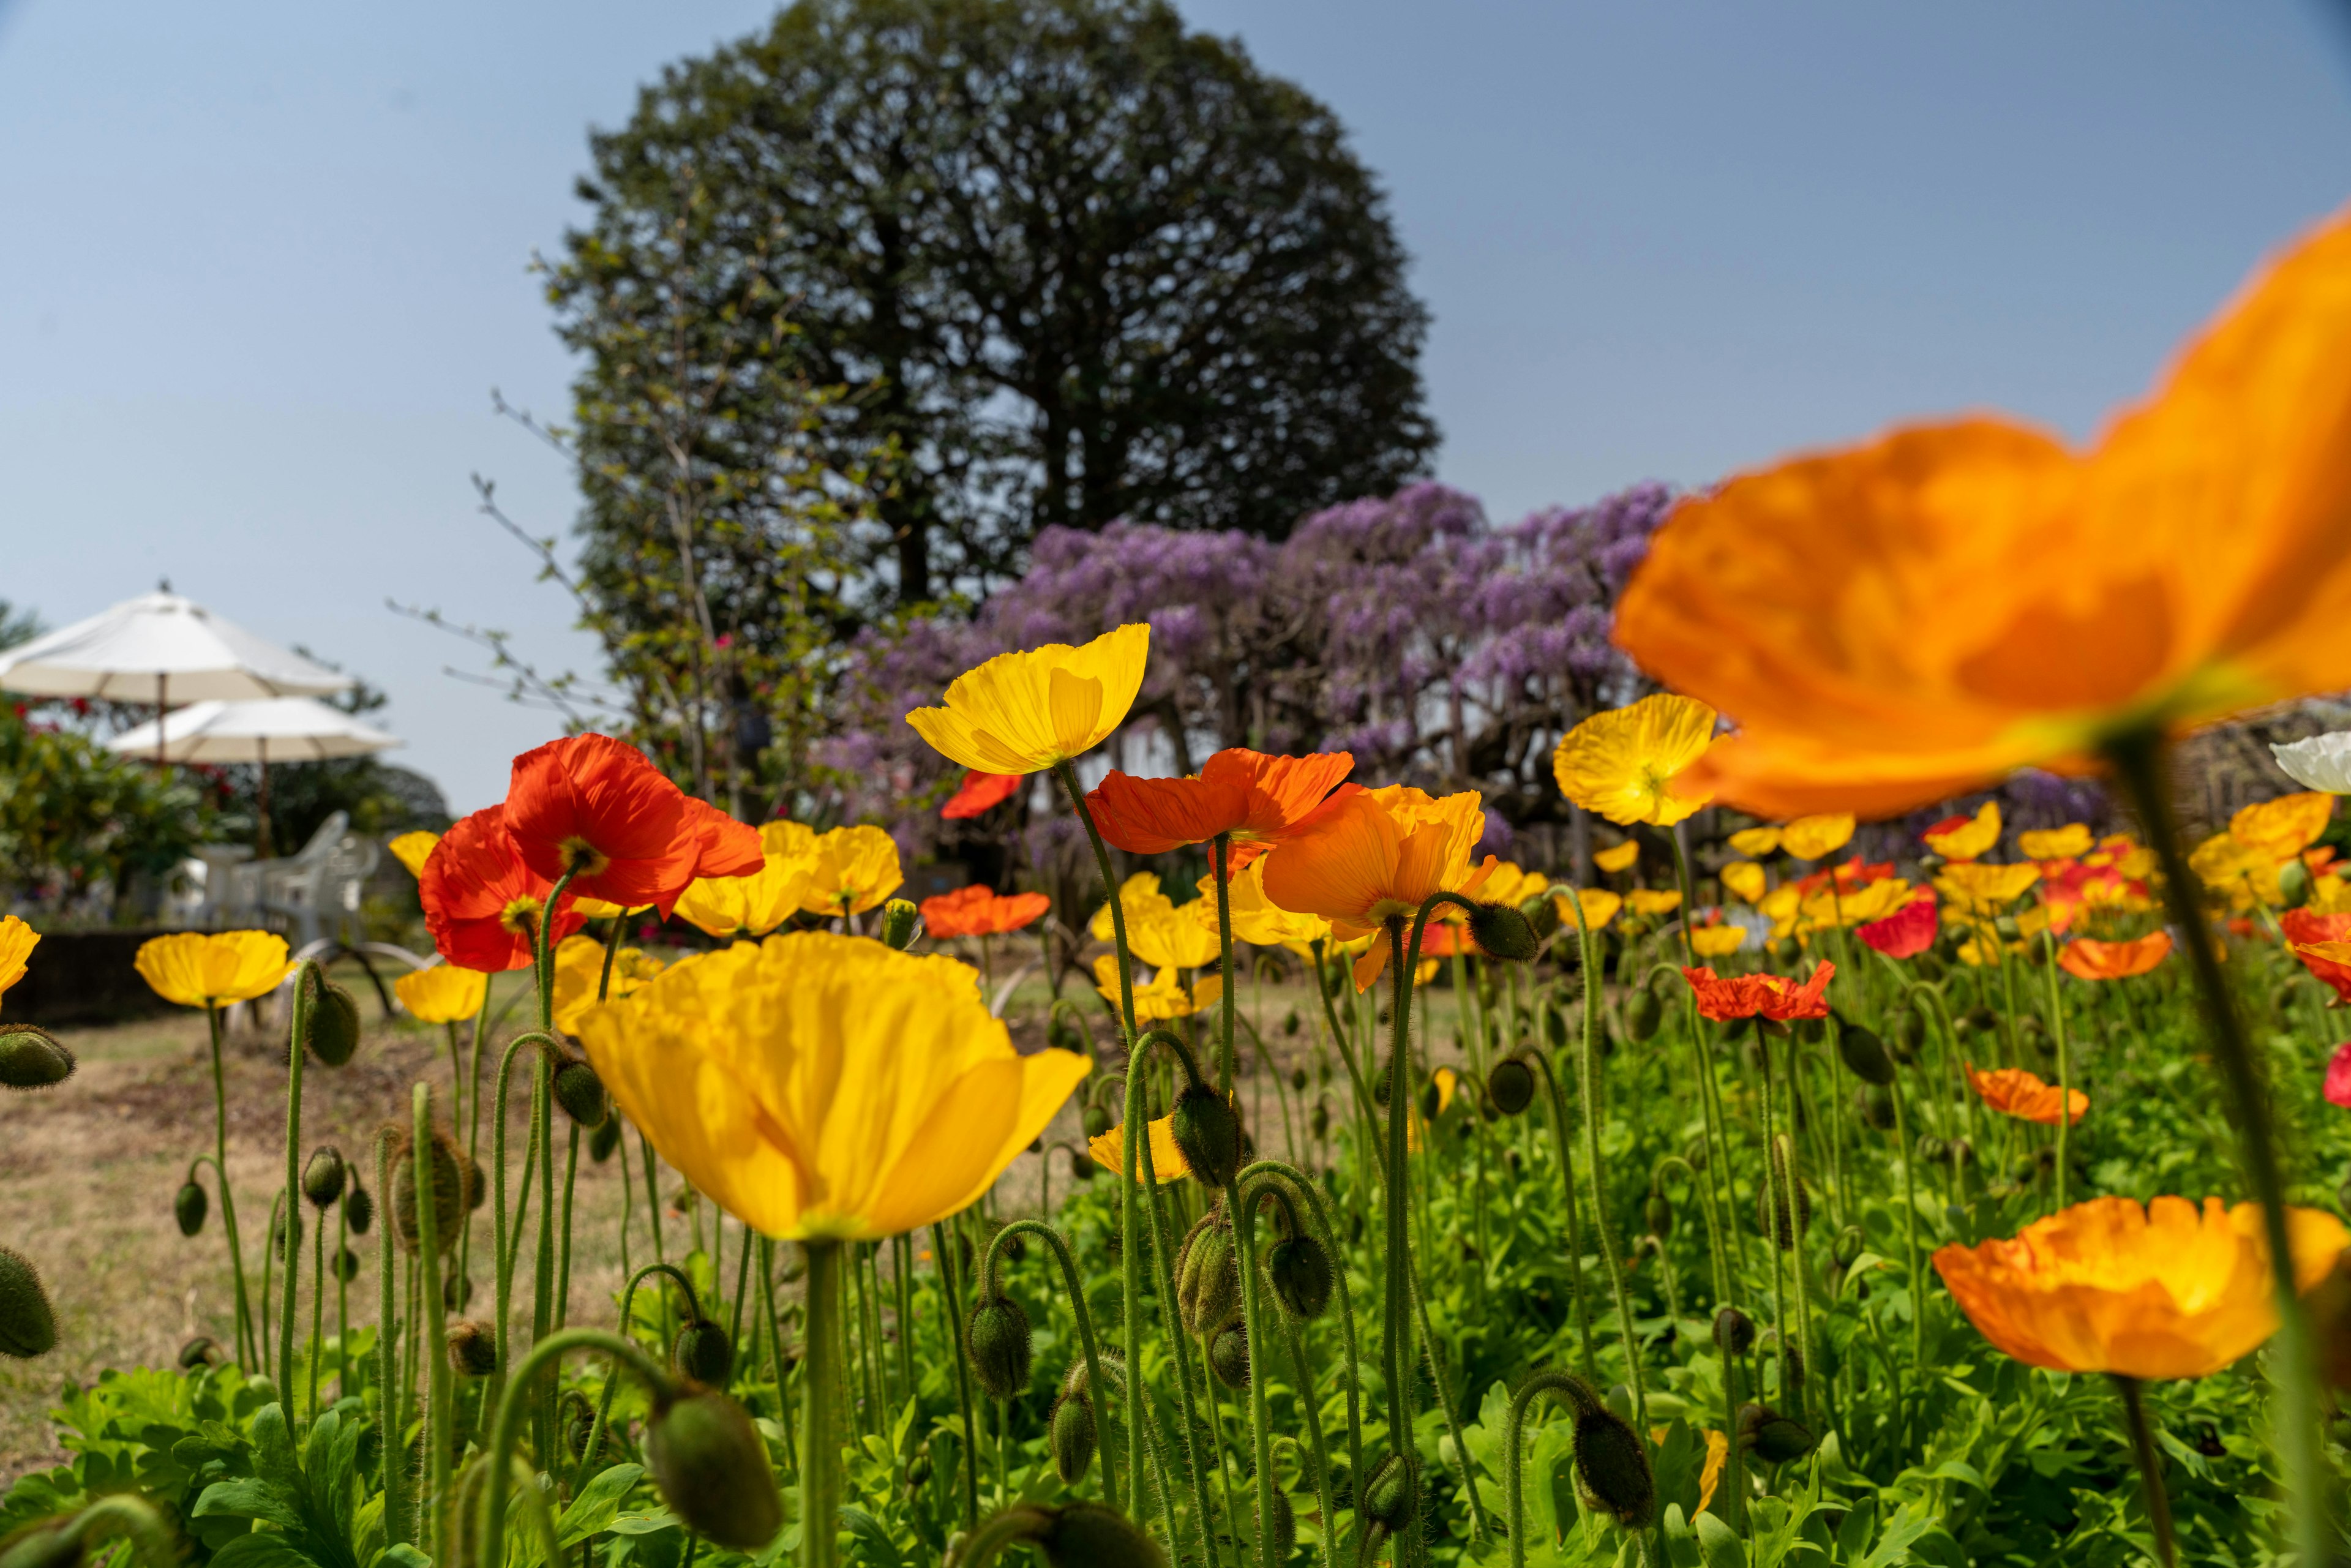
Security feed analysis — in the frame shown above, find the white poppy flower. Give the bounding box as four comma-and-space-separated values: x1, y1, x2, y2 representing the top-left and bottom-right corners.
2272, 731, 2351, 795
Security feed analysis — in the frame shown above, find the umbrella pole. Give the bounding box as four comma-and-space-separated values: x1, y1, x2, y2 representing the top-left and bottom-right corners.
257, 739, 271, 858
155, 672, 167, 772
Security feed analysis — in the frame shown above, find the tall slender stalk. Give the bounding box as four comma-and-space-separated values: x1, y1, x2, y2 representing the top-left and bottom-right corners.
411, 1084, 452, 1562
801, 1240, 846, 1568
373, 1131, 404, 1547
1561, 890, 1646, 1425
204, 1006, 258, 1370
279, 961, 317, 1400
931, 1220, 982, 1534
2112, 1375, 2177, 1568
980, 1220, 1119, 1510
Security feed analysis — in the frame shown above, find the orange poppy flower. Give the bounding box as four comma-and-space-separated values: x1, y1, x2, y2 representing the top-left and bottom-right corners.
682, 797, 765, 880
1087, 748, 1353, 873
2293, 940, 2351, 1003
921, 886, 1051, 939
1967, 1064, 2087, 1127
1259, 784, 1496, 992
504, 734, 703, 910
1614, 209, 2351, 819
1933, 1196, 2350, 1379
2057, 931, 2173, 981
942, 770, 1022, 820
2283, 909, 2351, 947
421, 807, 587, 972
1681, 961, 1834, 1024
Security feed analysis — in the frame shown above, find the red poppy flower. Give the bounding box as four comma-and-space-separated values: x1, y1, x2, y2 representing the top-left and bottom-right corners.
2056, 931, 2173, 981
1087, 748, 1354, 874
683, 797, 764, 879
2293, 940, 2351, 1003
921, 885, 1052, 939
1858, 895, 1938, 959
1968, 1064, 2087, 1127
2284, 909, 2351, 947
2328, 1041, 2351, 1109
1421, 920, 1474, 959
503, 734, 701, 910
1682, 960, 1835, 1022
942, 771, 1022, 820
420, 807, 586, 972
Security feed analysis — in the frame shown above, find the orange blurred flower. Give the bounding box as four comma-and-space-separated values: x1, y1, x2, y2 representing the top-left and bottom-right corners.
2057, 931, 2173, 981
421, 807, 587, 973
1858, 895, 1938, 959
1933, 1196, 2349, 1379
2293, 940, 2351, 1003
1087, 748, 1353, 873
1261, 784, 1495, 992
1967, 1064, 2087, 1127
942, 770, 1022, 820
2283, 909, 2351, 947
1681, 961, 1834, 1024
2232, 792, 2336, 858
1615, 209, 2351, 818
1925, 802, 2003, 863
922, 886, 1051, 939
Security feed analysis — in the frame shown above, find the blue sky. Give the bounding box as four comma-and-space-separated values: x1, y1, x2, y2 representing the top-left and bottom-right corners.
2, 1, 2346, 810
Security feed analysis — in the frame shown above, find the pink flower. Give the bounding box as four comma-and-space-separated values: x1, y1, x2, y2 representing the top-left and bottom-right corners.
1858, 895, 1938, 961
2328, 1041, 2351, 1110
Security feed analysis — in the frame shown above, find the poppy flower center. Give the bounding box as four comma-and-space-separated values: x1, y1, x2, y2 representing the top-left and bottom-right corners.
500, 898, 542, 938
558, 836, 612, 877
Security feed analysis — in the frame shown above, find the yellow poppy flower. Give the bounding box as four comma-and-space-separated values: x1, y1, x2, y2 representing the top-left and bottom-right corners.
1627, 888, 1683, 917
2312, 874, 2351, 916
1128, 901, 1223, 971
1936, 861, 2043, 916
1480, 862, 1551, 906
1089, 1110, 1189, 1185
1926, 802, 2003, 863
2017, 824, 2094, 861
571, 896, 628, 920
388, 830, 440, 880
1593, 840, 1641, 874
1193, 860, 1330, 948
1093, 955, 1221, 1021
2189, 831, 2285, 908
1721, 861, 1767, 905
673, 851, 820, 939
1551, 888, 1622, 931
1689, 923, 1747, 958
1092, 871, 1178, 942
1957, 935, 2023, 966
1553, 694, 1718, 827
550, 934, 666, 1036
394, 964, 488, 1026
1801, 876, 1916, 931
1727, 827, 1781, 858
761, 819, 818, 857
905, 623, 1151, 775
2232, 792, 2336, 859
798, 825, 904, 917
1779, 814, 1854, 861
579, 932, 1089, 1240
0, 917, 39, 1013
135, 931, 296, 1008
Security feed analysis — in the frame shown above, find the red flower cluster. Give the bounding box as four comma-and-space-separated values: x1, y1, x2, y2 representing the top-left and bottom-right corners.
1682, 960, 1835, 1022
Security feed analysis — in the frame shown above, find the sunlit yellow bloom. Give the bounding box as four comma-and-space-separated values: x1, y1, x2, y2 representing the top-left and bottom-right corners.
135, 931, 294, 1008
1727, 827, 1781, 858
1093, 955, 1221, 1021
2232, 792, 2336, 858
2312, 874, 2351, 916
580, 932, 1089, 1240
1721, 862, 1767, 905
1092, 871, 1177, 942
0, 917, 38, 1013
1089, 1110, 1188, 1184
389, 830, 439, 880
1936, 861, 2043, 916
906, 623, 1150, 775
1760, 883, 1804, 935
673, 851, 819, 938
1593, 840, 1641, 874
2018, 824, 2094, 861
1553, 694, 1718, 827
1128, 904, 1222, 970
394, 964, 487, 1025
1801, 877, 1916, 931
551, 934, 665, 1036
1926, 801, 2002, 863
797, 825, 904, 917
1779, 814, 1854, 861
1627, 888, 1682, 917
1480, 862, 1551, 906
1193, 860, 1330, 948
1689, 924, 1747, 958
1551, 888, 1622, 932
571, 896, 627, 920
761, 819, 817, 857
2189, 830, 2285, 909
1957, 935, 2023, 966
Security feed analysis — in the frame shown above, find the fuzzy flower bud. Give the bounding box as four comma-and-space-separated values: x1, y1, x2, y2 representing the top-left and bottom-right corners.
1572, 1400, 1657, 1529
174, 1180, 209, 1238
0, 1246, 58, 1359
1487, 1055, 1536, 1116
302, 1146, 347, 1210
448, 1319, 499, 1378
1206, 1321, 1250, 1389
1264, 1232, 1333, 1322
1738, 1402, 1817, 1464
1712, 1305, 1756, 1357
590, 1116, 623, 1164
967, 1295, 1033, 1401
553, 1057, 609, 1128
1624, 987, 1663, 1042
644, 1387, 784, 1550
1169, 1084, 1240, 1190
1835, 1023, 1895, 1086
673, 1318, 735, 1387
342, 1182, 374, 1236
0, 1026, 75, 1090
880, 899, 920, 951
1033, 1501, 1166, 1568
1050, 1392, 1097, 1484
301, 974, 361, 1068
1468, 901, 1539, 961
388, 1122, 470, 1256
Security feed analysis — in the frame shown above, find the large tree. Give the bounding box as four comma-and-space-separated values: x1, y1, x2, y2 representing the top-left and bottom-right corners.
553, 0, 1438, 608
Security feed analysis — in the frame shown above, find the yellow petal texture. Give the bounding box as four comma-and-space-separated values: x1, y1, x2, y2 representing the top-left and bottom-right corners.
906, 623, 1151, 775
1727, 827, 1781, 858
2018, 824, 2094, 861
389, 831, 440, 880
579, 931, 1090, 1241
1551, 888, 1622, 931
1925, 801, 2003, 863
1936, 861, 2043, 915
1196, 860, 1330, 948
1092, 872, 1176, 943
1128, 902, 1222, 971
799, 825, 904, 917
1553, 694, 1719, 827
550, 934, 666, 1036
1594, 840, 1641, 874
673, 852, 820, 938
761, 819, 819, 857
135, 931, 294, 1008
0, 917, 39, 1009
1089, 1114, 1188, 1184
2231, 791, 2336, 858
1093, 955, 1221, 1021
1627, 888, 1683, 917
1721, 862, 1768, 905
1779, 814, 1856, 861
1480, 862, 1550, 906
394, 964, 487, 1025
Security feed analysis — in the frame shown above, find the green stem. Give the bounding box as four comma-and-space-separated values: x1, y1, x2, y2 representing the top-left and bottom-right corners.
477, 1327, 673, 1568
2112, 1375, 2177, 1568
412, 1083, 452, 1563
205, 1007, 258, 1370
932, 1220, 982, 1534
1560, 894, 1647, 1433
802, 1240, 846, 1568
374, 1131, 405, 1546
1526, 1049, 1599, 1382
2039, 934, 2074, 1212
280, 962, 317, 1400
1224, 1180, 1280, 1568
980, 1220, 1119, 1510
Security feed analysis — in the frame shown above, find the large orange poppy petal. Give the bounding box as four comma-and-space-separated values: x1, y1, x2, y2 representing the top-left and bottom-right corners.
1087, 771, 1251, 855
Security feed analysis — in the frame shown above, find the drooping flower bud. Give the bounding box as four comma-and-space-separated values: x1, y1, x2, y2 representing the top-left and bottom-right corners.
1068, 1146, 1095, 1184
1051, 1392, 1097, 1483
1487, 1055, 1536, 1117
178, 1335, 220, 1370
1738, 1402, 1817, 1464
174, 1180, 209, 1237
967, 1295, 1033, 1400
1916, 1134, 1949, 1166
1835, 1023, 1895, 1086
1890, 1008, 1927, 1063
1264, 1232, 1333, 1322
302, 1146, 347, 1210
644, 1387, 784, 1550
448, 1319, 500, 1378
343, 1182, 374, 1236
553, 1057, 609, 1128
1206, 1321, 1250, 1390
0, 1026, 75, 1090
0, 1246, 58, 1358
1082, 1104, 1112, 1139
1521, 893, 1562, 943
388, 1122, 469, 1256
1468, 901, 1539, 961
674, 1318, 735, 1387
1624, 988, 1663, 1042
1169, 1084, 1241, 1190
1572, 1400, 1657, 1529
336, 1247, 362, 1284
272, 1206, 302, 1261
590, 1116, 623, 1163
2283, 857, 2315, 909
1359, 1454, 1414, 1529
880, 899, 920, 950
1712, 1306, 1756, 1357
1282, 1008, 1301, 1038
1642, 1188, 1673, 1239
1175, 1218, 1240, 1340
1308, 1099, 1329, 1140
1033, 1501, 1167, 1568
301, 975, 362, 1068
1832, 1225, 1866, 1269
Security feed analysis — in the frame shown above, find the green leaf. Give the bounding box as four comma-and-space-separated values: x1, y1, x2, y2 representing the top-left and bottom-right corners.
211, 1534, 334, 1568
1695, 1510, 1745, 1568
558, 1465, 647, 1549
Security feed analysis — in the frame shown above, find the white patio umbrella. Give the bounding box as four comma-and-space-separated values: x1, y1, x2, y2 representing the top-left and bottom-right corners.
108, 697, 400, 854
0, 588, 353, 769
